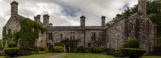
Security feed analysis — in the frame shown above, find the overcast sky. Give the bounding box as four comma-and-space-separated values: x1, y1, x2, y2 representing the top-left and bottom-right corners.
0, 0, 137, 38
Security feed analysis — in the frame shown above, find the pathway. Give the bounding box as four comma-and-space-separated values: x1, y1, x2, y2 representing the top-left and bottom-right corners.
47, 53, 66, 58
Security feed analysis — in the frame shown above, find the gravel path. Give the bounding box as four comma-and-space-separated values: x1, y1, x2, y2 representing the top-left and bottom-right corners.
47, 53, 66, 58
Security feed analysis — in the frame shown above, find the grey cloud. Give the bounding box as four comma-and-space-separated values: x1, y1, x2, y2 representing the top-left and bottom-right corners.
0, 0, 137, 38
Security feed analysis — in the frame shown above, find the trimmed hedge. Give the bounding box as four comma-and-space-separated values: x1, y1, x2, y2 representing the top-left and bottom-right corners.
4, 47, 20, 57
122, 38, 139, 48
121, 48, 145, 58
53, 46, 64, 52
8, 41, 16, 47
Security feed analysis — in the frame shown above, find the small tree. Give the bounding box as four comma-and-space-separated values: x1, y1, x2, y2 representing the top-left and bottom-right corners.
60, 38, 80, 53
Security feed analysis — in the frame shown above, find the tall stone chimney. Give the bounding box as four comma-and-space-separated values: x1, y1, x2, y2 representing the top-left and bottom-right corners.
138, 0, 147, 15
11, 1, 18, 16
43, 14, 50, 26
34, 15, 41, 23
101, 16, 106, 27
80, 15, 86, 27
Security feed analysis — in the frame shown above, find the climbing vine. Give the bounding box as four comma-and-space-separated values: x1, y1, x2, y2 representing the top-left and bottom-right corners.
17, 18, 47, 48
2, 18, 47, 49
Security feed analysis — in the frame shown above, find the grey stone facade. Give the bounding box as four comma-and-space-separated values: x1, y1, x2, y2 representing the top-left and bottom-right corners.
4, 0, 156, 54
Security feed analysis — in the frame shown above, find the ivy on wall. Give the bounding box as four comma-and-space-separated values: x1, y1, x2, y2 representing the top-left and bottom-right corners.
2, 27, 16, 46
17, 18, 47, 48
2, 18, 47, 49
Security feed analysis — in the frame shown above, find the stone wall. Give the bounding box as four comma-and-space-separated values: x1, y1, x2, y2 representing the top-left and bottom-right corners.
85, 30, 104, 47
5, 16, 21, 33
47, 30, 84, 47
126, 13, 156, 53
36, 32, 47, 47
106, 18, 127, 50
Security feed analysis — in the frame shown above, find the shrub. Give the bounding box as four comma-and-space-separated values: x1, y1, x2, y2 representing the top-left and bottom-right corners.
87, 47, 96, 53
156, 37, 161, 46
18, 47, 38, 56
95, 47, 105, 53
53, 46, 64, 52
38, 47, 48, 52
113, 50, 124, 57
107, 49, 124, 57
121, 48, 146, 58
31, 51, 36, 55
4, 47, 20, 57
107, 49, 115, 55
122, 38, 139, 48
8, 41, 16, 47
38, 51, 46, 54
75, 46, 86, 53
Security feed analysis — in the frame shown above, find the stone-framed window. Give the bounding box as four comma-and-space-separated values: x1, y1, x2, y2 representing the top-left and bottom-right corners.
70, 32, 75, 39
49, 33, 53, 40
88, 43, 91, 47
91, 32, 96, 40
60, 34, 63, 39
97, 43, 102, 47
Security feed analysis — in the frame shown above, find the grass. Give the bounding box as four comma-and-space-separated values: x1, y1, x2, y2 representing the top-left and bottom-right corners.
0, 53, 58, 58
142, 56, 161, 58
59, 53, 161, 58
59, 53, 122, 58
18, 53, 57, 58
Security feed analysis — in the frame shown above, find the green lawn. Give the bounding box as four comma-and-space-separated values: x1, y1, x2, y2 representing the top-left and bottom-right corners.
59, 53, 122, 58
59, 53, 161, 58
18, 53, 57, 58
0, 53, 57, 58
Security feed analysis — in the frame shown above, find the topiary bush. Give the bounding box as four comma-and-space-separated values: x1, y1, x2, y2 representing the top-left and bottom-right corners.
122, 38, 139, 48
8, 41, 16, 47
53, 46, 64, 52
4, 47, 20, 57
121, 48, 146, 58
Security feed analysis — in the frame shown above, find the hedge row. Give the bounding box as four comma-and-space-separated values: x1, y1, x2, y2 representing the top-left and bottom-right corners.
121, 48, 145, 58
4, 47, 20, 57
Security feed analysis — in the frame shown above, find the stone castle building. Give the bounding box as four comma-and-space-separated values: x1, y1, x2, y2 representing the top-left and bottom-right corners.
4, 0, 156, 53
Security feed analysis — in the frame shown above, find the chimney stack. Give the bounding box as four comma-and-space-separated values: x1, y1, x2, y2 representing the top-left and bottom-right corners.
101, 16, 106, 27
34, 15, 41, 23
138, 0, 147, 15
80, 15, 86, 27
11, 1, 18, 16
43, 14, 50, 26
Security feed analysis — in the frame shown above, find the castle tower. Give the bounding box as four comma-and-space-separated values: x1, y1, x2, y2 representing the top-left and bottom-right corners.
43, 14, 50, 26
138, 0, 147, 15
34, 15, 41, 23
11, 1, 18, 16
80, 15, 86, 27
101, 16, 106, 27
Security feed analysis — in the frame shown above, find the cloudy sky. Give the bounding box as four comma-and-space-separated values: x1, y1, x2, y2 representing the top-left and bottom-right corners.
0, 0, 138, 38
